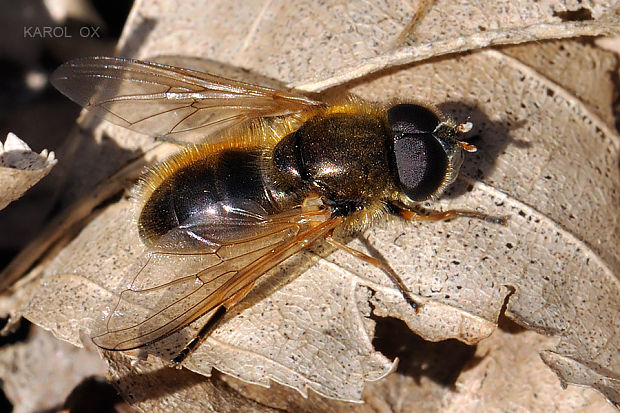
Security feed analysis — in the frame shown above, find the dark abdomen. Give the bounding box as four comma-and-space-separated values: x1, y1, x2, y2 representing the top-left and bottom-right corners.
138, 148, 281, 251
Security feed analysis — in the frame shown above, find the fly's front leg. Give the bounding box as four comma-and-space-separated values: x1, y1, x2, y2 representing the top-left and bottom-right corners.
394, 204, 507, 225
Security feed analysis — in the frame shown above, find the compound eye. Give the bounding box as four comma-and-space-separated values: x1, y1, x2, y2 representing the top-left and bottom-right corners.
387, 104, 440, 135
393, 132, 448, 201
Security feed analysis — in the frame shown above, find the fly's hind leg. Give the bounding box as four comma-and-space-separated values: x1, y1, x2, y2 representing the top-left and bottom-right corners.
172, 281, 256, 365
325, 236, 421, 311
172, 305, 227, 365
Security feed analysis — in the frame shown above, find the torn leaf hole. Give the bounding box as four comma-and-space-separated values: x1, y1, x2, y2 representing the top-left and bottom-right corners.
0, 317, 31, 347
63, 376, 124, 412
371, 316, 478, 386
552, 8, 593, 22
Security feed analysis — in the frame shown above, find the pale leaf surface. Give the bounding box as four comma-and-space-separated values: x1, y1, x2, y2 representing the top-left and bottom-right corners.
501, 39, 619, 128
443, 319, 618, 413
0, 132, 57, 211
0, 326, 107, 413
348, 48, 619, 405
104, 351, 280, 413
117, 0, 620, 90
215, 319, 618, 412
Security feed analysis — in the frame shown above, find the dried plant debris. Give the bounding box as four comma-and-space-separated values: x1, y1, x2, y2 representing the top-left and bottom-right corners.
349, 48, 620, 406
104, 351, 282, 413
443, 318, 617, 412
19, 45, 620, 407
3, 0, 619, 411
115, 0, 620, 91
500, 39, 619, 129
0, 325, 107, 413
0, 133, 57, 211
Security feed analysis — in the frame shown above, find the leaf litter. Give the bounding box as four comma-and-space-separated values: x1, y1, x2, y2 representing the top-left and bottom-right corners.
1, 0, 619, 411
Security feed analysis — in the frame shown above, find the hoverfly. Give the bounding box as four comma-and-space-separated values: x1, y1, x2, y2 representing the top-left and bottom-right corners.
51, 57, 502, 363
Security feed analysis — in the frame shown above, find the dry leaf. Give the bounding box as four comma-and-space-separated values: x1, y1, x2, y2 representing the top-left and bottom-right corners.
346, 47, 620, 406
0, 133, 57, 211
104, 351, 281, 413
501, 39, 619, 128
0, 325, 107, 413
443, 318, 617, 412
4, 0, 619, 411
113, 0, 620, 91
215, 318, 618, 412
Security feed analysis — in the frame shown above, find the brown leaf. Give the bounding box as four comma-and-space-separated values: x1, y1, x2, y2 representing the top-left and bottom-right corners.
500, 39, 619, 128
4, 0, 619, 411
104, 351, 280, 412
347, 46, 620, 406
0, 325, 107, 413
443, 318, 618, 412
115, 0, 620, 91
0, 133, 57, 211
217, 318, 619, 412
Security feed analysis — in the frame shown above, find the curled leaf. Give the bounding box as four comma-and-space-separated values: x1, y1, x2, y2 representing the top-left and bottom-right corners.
0, 133, 57, 211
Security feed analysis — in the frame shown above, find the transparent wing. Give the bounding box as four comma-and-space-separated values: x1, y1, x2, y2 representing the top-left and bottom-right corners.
51, 56, 321, 144
92, 206, 341, 351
